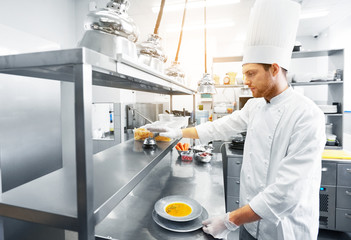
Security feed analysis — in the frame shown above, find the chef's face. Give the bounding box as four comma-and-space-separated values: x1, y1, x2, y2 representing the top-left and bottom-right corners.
242, 63, 279, 101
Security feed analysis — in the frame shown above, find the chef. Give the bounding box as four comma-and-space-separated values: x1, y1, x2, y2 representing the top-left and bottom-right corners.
147, 0, 326, 239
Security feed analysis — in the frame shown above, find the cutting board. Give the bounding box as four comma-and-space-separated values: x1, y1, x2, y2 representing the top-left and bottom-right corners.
322, 150, 351, 160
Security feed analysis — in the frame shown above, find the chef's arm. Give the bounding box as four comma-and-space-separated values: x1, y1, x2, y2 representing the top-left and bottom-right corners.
229, 204, 261, 226
181, 127, 199, 139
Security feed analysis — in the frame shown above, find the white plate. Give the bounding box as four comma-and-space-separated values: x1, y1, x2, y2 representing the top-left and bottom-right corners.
154, 195, 202, 222
152, 207, 208, 232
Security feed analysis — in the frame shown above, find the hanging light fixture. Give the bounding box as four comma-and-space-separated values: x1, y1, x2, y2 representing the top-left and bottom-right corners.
165, 0, 188, 85
137, 0, 167, 72
79, 0, 139, 60
197, 0, 216, 94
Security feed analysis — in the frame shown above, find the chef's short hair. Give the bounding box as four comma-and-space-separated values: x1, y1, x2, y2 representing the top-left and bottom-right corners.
261, 63, 287, 77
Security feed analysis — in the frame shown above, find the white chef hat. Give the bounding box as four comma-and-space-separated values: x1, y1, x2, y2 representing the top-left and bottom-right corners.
242, 0, 301, 71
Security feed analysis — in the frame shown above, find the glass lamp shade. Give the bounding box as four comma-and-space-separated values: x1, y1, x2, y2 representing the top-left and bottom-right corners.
197, 73, 216, 94
165, 61, 186, 85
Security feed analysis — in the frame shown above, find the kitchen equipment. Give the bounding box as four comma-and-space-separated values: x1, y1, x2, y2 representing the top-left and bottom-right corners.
197, 73, 216, 94
165, 61, 186, 85
195, 110, 209, 125
158, 113, 174, 122
192, 144, 213, 153
213, 103, 228, 113
229, 132, 246, 150
79, 0, 139, 60
194, 152, 212, 163
154, 195, 202, 222
152, 207, 208, 232
318, 105, 338, 113
137, 33, 167, 72
143, 136, 157, 148
127, 103, 164, 130
177, 149, 191, 157
165, 0, 188, 85
138, 0, 167, 72
180, 151, 193, 161
172, 116, 190, 128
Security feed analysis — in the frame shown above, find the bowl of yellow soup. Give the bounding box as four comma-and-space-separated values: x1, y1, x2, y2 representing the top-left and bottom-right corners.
154, 195, 202, 222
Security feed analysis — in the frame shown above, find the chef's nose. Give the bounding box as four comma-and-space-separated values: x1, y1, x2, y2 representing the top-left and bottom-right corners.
244, 76, 250, 85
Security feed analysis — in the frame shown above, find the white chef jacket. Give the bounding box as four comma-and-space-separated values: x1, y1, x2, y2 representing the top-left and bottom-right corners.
196, 87, 326, 240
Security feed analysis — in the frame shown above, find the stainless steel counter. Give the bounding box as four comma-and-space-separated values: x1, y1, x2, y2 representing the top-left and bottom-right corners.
95, 141, 225, 240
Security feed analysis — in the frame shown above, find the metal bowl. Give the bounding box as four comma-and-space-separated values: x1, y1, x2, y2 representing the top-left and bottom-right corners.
194, 152, 212, 163
192, 145, 213, 153
177, 149, 191, 157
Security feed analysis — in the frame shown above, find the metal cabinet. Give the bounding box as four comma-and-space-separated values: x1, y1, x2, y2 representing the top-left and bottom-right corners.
320, 162, 337, 229
222, 143, 351, 233
0, 48, 196, 240
321, 161, 351, 232
222, 144, 243, 212
335, 163, 351, 232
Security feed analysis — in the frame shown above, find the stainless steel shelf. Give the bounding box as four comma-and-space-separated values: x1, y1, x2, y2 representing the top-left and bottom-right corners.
0, 139, 178, 230
325, 113, 343, 116
291, 49, 343, 58
0, 48, 196, 95
212, 49, 344, 63
325, 146, 343, 150
0, 47, 194, 239
291, 81, 343, 86
95, 141, 225, 240
214, 84, 245, 88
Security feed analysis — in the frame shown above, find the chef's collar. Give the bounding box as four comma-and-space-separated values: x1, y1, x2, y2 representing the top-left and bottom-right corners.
267, 87, 292, 105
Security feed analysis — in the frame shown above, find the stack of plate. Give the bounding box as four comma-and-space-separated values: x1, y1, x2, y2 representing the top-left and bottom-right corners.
318, 105, 337, 114
152, 195, 208, 232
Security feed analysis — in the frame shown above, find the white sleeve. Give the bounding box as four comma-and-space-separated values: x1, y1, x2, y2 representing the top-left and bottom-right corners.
195, 99, 253, 144
249, 106, 325, 225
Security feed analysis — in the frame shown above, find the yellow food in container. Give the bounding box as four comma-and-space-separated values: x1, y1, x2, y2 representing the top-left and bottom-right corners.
134, 128, 171, 141
165, 202, 192, 217
133, 128, 153, 140
154, 135, 171, 142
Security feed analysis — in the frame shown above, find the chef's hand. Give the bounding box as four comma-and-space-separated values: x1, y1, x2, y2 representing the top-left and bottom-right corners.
202, 213, 239, 239
145, 126, 183, 139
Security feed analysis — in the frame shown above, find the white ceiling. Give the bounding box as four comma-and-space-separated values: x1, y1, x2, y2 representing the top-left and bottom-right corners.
127, 0, 351, 38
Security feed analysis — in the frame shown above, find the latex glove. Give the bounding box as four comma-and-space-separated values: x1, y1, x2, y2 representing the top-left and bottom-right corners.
202, 213, 239, 239
145, 126, 182, 139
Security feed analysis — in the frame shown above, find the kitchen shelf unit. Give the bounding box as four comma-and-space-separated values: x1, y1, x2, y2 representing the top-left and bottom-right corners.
214, 84, 245, 88
212, 49, 345, 149
0, 47, 196, 240
290, 49, 344, 149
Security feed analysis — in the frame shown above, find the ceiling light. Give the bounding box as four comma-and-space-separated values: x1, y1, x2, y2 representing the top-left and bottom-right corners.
167, 20, 235, 32
152, 0, 240, 13
198, 73, 216, 94
300, 10, 329, 19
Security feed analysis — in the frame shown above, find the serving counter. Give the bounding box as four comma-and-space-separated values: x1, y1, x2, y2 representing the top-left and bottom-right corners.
95, 140, 225, 240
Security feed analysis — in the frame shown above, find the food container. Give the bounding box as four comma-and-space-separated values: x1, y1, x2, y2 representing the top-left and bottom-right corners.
227, 72, 237, 85
133, 128, 153, 141
180, 151, 193, 161
173, 116, 190, 128
195, 110, 209, 125
195, 152, 212, 163
159, 114, 174, 122
213, 105, 227, 113
192, 145, 213, 153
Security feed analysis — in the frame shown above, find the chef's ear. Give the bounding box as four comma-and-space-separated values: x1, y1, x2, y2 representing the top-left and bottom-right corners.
271, 63, 280, 77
